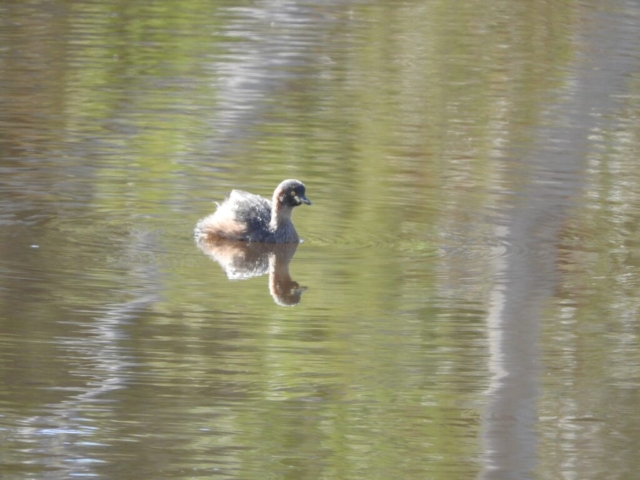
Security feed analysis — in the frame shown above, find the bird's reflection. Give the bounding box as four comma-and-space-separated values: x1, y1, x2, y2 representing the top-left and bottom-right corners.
196, 238, 307, 306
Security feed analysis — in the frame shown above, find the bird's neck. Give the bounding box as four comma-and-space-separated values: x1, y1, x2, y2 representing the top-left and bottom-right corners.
270, 201, 293, 230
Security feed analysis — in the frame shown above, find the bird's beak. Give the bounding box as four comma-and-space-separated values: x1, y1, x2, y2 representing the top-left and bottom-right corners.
301, 195, 312, 205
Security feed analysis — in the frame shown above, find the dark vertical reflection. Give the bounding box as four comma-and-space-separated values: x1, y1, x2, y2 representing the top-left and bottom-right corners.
480, 1, 640, 478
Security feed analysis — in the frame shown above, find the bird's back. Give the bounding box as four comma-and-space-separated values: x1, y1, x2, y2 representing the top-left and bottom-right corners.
196, 190, 274, 242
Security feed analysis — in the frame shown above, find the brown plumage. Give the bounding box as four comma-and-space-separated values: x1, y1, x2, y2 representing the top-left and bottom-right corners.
195, 179, 311, 243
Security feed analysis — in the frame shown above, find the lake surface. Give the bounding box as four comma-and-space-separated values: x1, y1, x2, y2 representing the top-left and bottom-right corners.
2, 0, 640, 479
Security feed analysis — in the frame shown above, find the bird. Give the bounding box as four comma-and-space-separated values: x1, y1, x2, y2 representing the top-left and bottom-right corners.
195, 179, 311, 243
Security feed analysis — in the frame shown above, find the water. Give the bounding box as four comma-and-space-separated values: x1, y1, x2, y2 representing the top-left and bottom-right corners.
2, 0, 640, 479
